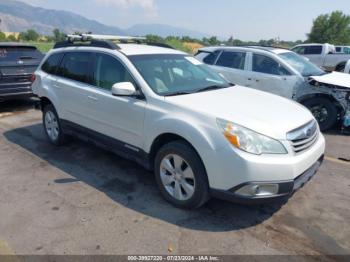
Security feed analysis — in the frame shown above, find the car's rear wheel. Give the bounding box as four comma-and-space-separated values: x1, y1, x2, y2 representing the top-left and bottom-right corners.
43, 104, 65, 145
154, 141, 209, 209
303, 97, 338, 131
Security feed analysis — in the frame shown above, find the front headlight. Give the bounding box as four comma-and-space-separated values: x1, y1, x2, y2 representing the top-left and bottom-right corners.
217, 119, 287, 155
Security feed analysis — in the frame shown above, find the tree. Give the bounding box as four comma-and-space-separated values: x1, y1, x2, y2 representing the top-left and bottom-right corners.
6, 34, 17, 41
307, 11, 350, 45
53, 28, 66, 42
0, 31, 6, 41
18, 29, 40, 41
208, 36, 220, 46
145, 34, 164, 43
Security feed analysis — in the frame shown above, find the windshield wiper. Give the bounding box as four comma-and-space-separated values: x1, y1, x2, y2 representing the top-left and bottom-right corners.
164, 91, 194, 97
194, 84, 231, 93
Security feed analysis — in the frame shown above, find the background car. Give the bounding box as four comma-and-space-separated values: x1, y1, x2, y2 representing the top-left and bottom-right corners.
291, 43, 350, 72
335, 46, 350, 54
0, 42, 44, 101
195, 46, 350, 131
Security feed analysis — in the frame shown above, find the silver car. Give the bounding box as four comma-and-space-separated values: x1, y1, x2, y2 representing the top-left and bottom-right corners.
196, 46, 350, 131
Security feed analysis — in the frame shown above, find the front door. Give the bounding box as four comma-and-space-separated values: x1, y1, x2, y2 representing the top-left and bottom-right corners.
246, 53, 296, 99
83, 52, 146, 149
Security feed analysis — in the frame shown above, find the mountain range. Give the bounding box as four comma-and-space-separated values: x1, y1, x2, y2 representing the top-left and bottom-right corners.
0, 0, 208, 38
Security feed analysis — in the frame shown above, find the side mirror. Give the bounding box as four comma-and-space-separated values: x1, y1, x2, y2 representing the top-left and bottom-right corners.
111, 82, 137, 96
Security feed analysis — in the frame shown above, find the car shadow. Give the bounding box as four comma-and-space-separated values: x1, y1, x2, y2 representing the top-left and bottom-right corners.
3, 123, 288, 232
0, 98, 37, 114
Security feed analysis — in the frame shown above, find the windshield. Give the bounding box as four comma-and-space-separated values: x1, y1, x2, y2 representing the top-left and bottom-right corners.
279, 52, 325, 77
129, 54, 231, 96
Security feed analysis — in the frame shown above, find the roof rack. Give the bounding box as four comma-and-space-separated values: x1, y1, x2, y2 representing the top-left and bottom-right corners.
53, 33, 174, 50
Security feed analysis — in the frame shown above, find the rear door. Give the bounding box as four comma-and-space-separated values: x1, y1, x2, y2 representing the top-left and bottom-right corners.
210, 50, 250, 85
54, 51, 95, 126
245, 53, 295, 98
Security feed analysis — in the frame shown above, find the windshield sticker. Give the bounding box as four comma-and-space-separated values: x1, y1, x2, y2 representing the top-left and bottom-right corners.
185, 56, 203, 65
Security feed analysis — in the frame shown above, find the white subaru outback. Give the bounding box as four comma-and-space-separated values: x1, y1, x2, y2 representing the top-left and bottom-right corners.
32, 35, 325, 209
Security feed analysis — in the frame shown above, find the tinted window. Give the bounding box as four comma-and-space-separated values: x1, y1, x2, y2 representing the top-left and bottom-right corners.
216, 51, 246, 70
252, 54, 290, 75
41, 53, 63, 75
336, 47, 342, 52
203, 51, 220, 65
60, 52, 93, 84
0, 46, 42, 62
305, 46, 322, 55
93, 53, 135, 91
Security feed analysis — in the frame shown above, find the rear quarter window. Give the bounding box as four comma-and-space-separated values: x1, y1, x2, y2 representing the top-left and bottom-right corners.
41, 53, 64, 75
196, 51, 220, 65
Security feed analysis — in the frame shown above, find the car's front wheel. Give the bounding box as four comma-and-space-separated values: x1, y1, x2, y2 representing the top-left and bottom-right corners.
43, 104, 66, 145
154, 141, 209, 209
303, 97, 338, 131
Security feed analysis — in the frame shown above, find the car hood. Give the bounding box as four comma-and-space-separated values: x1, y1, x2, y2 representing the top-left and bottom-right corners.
310, 72, 350, 88
165, 86, 314, 140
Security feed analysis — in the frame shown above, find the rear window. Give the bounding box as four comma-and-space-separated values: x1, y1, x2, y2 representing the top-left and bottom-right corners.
0, 46, 42, 62
41, 53, 64, 75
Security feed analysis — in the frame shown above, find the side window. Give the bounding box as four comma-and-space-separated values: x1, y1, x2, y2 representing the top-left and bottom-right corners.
216, 51, 246, 70
93, 53, 135, 91
41, 53, 63, 75
203, 50, 221, 65
292, 46, 305, 54
305, 46, 322, 55
60, 52, 93, 84
252, 54, 290, 76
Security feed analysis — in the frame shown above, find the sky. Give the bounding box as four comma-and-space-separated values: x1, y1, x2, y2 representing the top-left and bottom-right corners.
21, 0, 350, 41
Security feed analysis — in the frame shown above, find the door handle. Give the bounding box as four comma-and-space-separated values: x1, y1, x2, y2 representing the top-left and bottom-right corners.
248, 78, 252, 81
88, 95, 98, 101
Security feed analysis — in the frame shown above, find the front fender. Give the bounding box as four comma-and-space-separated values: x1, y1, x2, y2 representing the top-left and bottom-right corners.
145, 115, 224, 154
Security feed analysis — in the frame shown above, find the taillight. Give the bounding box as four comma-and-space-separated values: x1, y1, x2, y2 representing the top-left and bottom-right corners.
30, 74, 36, 83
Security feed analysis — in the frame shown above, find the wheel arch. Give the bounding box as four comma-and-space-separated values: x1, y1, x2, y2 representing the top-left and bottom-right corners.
148, 133, 206, 172
298, 93, 344, 115
335, 61, 346, 72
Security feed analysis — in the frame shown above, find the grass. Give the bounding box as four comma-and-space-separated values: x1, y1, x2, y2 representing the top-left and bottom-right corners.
23, 42, 54, 53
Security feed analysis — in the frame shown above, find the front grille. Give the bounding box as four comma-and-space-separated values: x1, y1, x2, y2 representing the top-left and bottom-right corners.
287, 120, 319, 154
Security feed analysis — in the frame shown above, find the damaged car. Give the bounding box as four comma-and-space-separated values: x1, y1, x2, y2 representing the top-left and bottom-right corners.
196, 46, 350, 131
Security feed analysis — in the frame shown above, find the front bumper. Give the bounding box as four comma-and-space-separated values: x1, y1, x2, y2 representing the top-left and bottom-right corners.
211, 155, 324, 204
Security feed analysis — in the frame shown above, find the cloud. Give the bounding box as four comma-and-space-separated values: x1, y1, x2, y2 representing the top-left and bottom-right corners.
94, 0, 157, 12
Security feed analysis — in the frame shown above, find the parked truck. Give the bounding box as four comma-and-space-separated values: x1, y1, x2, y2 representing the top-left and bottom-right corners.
291, 43, 350, 72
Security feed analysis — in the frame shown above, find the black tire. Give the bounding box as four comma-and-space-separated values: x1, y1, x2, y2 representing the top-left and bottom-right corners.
303, 98, 338, 131
154, 141, 210, 209
336, 63, 345, 72
42, 104, 66, 146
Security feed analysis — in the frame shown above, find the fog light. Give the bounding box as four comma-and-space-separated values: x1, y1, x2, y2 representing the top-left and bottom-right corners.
235, 184, 279, 197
